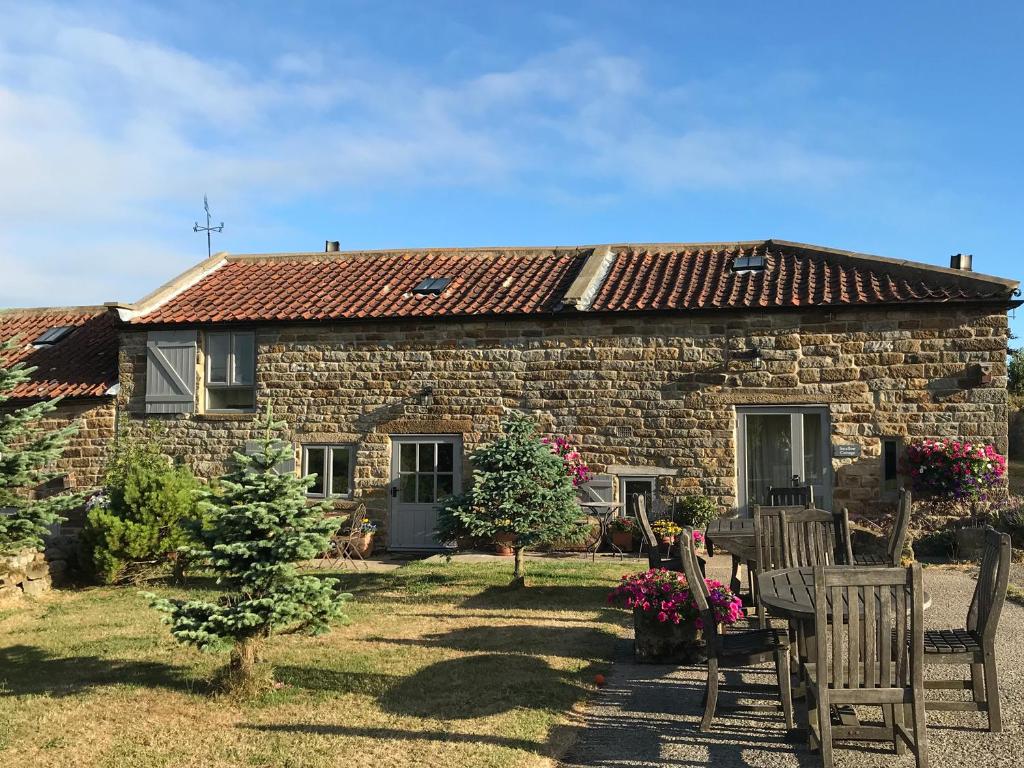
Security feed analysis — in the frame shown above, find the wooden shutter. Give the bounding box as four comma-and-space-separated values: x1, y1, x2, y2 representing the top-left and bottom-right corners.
579, 474, 614, 504
145, 330, 197, 414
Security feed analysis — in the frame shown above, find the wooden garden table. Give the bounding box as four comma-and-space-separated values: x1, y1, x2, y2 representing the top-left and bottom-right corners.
704, 516, 756, 594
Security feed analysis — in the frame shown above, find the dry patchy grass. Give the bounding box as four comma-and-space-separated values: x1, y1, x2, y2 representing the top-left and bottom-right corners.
0, 558, 632, 768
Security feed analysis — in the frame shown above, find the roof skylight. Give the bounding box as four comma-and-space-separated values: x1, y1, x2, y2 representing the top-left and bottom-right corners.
731, 254, 766, 272
32, 326, 75, 346
412, 277, 452, 295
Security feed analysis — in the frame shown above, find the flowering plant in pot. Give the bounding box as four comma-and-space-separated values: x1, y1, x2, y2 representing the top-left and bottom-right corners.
355, 517, 377, 558
608, 516, 637, 551
607, 568, 744, 662
651, 518, 682, 546
900, 439, 1007, 558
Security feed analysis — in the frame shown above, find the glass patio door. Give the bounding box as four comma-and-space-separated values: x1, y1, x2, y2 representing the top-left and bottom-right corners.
737, 407, 831, 513
389, 435, 462, 550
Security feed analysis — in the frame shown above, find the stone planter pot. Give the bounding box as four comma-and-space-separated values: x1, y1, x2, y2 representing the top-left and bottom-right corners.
494, 533, 516, 556
611, 530, 635, 552
632, 608, 704, 663
955, 527, 987, 561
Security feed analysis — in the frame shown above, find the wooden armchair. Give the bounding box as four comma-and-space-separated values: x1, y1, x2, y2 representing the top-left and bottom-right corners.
635, 495, 682, 572
805, 565, 928, 768
680, 527, 793, 732
780, 508, 846, 568
766, 484, 813, 507
922, 526, 1010, 731
844, 488, 912, 567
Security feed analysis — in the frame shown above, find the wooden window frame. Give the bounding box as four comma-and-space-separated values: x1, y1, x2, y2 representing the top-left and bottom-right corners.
204, 330, 256, 412
302, 444, 355, 499
880, 436, 902, 499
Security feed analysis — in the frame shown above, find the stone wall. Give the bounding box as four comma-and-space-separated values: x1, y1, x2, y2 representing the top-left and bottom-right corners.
0, 540, 73, 601
117, 306, 1009, 537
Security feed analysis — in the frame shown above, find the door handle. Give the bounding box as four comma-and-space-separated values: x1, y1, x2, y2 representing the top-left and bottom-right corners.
391, 486, 398, 498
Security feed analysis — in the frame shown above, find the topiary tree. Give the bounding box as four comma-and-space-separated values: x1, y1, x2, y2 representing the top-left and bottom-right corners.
148, 407, 348, 695
81, 431, 204, 584
0, 337, 79, 554
436, 412, 587, 586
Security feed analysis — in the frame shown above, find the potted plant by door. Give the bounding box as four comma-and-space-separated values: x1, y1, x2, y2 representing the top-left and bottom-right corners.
651, 518, 682, 549
608, 517, 637, 552
355, 517, 377, 558
607, 568, 744, 663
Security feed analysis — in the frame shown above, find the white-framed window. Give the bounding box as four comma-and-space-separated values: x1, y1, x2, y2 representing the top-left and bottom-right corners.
303, 444, 355, 498
205, 330, 255, 411
881, 437, 902, 498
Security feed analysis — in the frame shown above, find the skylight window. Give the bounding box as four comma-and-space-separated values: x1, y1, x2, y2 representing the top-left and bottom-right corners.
731, 254, 766, 272
33, 326, 74, 346
412, 277, 452, 295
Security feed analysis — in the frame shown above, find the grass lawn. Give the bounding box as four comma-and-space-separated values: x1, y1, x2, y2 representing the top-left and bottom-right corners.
0, 557, 632, 768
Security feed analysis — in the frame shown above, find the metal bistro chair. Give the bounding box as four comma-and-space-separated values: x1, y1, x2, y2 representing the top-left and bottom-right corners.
840, 488, 913, 567
922, 526, 1010, 731
680, 526, 793, 732
805, 565, 928, 768
320, 504, 369, 571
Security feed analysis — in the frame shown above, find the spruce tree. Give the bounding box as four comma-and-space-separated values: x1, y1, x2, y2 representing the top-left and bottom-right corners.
436, 412, 586, 586
0, 337, 79, 553
150, 407, 348, 694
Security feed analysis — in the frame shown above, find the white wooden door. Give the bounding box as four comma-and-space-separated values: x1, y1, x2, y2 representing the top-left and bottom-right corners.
389, 435, 462, 551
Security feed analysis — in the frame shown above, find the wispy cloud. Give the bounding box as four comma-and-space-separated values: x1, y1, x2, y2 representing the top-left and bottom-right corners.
0, 3, 862, 306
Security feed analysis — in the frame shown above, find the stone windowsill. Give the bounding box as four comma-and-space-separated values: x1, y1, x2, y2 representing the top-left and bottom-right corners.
194, 411, 259, 422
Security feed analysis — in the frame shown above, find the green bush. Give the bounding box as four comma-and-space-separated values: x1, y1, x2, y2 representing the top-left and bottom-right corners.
81, 436, 203, 584
676, 495, 718, 529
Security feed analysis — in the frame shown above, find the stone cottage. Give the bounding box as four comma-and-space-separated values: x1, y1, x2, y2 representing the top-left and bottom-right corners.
0, 305, 120, 503
108, 240, 1019, 550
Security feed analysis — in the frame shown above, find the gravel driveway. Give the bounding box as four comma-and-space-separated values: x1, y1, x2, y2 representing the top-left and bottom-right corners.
562, 558, 1022, 768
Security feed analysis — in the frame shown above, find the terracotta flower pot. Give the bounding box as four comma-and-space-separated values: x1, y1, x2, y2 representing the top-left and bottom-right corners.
494, 533, 516, 556
659, 535, 676, 548
354, 533, 374, 558
611, 530, 635, 552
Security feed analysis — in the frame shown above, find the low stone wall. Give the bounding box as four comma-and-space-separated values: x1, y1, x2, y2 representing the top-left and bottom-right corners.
0, 538, 74, 601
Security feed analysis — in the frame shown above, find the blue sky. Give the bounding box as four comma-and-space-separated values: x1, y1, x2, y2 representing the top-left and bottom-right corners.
1, 1, 1022, 333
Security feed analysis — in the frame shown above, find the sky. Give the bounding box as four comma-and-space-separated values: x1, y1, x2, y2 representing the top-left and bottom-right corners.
1, 1, 1022, 333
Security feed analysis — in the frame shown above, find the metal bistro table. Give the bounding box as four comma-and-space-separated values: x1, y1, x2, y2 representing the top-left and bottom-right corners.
705, 516, 756, 594
756, 566, 931, 733
579, 500, 625, 559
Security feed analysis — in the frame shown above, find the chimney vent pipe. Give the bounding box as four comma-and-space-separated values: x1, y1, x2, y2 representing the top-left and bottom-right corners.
325, 240, 340, 253
950, 253, 973, 271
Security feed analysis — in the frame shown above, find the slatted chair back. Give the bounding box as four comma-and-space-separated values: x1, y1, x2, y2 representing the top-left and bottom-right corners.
753, 505, 805, 572
886, 488, 913, 566
766, 484, 813, 507
634, 494, 659, 553
813, 564, 924, 698
835, 508, 855, 565
680, 527, 719, 650
781, 508, 839, 568
967, 527, 1011, 643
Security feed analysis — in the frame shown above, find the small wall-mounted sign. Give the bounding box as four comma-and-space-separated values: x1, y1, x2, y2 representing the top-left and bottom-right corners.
832, 443, 862, 459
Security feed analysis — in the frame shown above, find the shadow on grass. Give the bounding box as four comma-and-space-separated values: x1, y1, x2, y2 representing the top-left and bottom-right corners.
274, 665, 395, 697
0, 644, 206, 696
375, 623, 617, 661
242, 723, 558, 754
461, 584, 619, 613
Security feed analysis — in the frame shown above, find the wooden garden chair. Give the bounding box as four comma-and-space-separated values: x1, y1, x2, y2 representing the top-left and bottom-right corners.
805, 565, 928, 768
753, 504, 807, 626
636, 495, 682, 572
781, 508, 847, 568
841, 488, 912, 567
680, 526, 793, 732
766, 483, 813, 507
921, 526, 1010, 731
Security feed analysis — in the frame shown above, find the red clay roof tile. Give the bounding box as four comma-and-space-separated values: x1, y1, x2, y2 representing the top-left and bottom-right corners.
0, 308, 119, 400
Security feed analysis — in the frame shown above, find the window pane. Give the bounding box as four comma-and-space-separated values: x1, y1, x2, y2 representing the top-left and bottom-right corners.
436, 473, 453, 499
624, 480, 654, 516
745, 414, 792, 507
232, 333, 255, 385
802, 413, 823, 484
418, 443, 435, 472
399, 444, 417, 472
207, 333, 229, 384
330, 448, 351, 496
436, 442, 454, 472
399, 473, 416, 502
206, 387, 255, 411
306, 447, 326, 496
882, 439, 899, 492
417, 473, 435, 504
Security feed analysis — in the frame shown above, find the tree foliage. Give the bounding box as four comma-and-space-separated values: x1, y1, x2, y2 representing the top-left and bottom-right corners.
149, 407, 348, 694
0, 337, 79, 553
81, 432, 203, 583
436, 412, 586, 585
1009, 347, 1024, 397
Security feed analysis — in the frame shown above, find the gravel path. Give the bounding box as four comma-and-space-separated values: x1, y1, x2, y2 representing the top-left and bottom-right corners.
562, 558, 1023, 768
